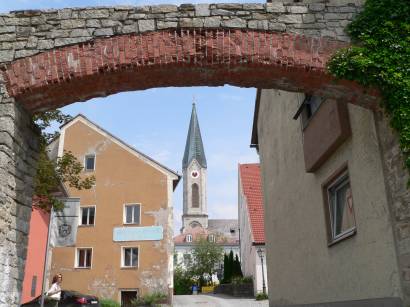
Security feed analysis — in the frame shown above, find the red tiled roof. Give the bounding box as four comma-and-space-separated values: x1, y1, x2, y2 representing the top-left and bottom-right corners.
239, 163, 265, 244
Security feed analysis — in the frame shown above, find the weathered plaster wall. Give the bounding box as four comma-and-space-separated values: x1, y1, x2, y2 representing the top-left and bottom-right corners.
21, 206, 50, 303
257, 89, 402, 305
374, 111, 410, 303
238, 177, 254, 278
254, 247, 268, 295
0, 84, 38, 306
49, 119, 174, 302
238, 177, 263, 295
238, 195, 268, 294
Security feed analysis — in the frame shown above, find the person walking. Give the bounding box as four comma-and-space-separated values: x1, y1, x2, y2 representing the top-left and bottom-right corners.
46, 274, 62, 306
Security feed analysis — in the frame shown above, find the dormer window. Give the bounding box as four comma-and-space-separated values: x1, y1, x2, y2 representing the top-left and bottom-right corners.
186, 234, 192, 243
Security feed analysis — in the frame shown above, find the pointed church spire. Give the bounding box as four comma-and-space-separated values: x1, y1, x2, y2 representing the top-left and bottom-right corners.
182, 102, 207, 169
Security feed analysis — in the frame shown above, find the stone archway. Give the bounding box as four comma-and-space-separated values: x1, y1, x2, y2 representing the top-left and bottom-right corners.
0, 1, 387, 306
0, 2, 378, 113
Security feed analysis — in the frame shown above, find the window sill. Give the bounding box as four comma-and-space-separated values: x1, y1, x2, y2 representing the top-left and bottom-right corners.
120, 266, 138, 270
328, 228, 357, 247
78, 225, 95, 228
74, 267, 91, 269
123, 223, 140, 226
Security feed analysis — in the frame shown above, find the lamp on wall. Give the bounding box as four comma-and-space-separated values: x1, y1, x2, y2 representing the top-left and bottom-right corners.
257, 248, 266, 295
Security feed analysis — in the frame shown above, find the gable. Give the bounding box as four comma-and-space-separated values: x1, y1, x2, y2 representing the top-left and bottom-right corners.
59, 115, 179, 181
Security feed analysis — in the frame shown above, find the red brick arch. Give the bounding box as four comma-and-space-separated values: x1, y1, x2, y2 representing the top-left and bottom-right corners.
2, 29, 377, 113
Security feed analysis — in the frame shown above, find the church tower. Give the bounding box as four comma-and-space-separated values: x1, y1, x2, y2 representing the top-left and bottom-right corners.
182, 103, 208, 231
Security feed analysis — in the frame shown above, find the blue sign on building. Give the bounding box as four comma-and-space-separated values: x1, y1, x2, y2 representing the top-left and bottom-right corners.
113, 226, 163, 242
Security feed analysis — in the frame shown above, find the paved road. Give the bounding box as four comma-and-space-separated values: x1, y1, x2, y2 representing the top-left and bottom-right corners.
173, 294, 269, 307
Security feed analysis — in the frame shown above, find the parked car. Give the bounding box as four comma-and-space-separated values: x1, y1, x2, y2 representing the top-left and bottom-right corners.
21, 290, 100, 306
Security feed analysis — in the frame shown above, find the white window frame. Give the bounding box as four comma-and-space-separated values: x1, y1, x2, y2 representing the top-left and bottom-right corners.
79, 206, 96, 226
186, 234, 192, 243
323, 166, 357, 246
84, 154, 96, 171
121, 246, 139, 268
123, 203, 141, 225
208, 234, 215, 243
75, 247, 93, 269
327, 172, 356, 241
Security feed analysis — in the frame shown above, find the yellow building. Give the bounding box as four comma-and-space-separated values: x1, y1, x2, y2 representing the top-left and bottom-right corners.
48, 115, 180, 305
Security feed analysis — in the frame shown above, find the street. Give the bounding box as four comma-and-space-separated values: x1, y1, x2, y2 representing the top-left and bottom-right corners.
173, 294, 269, 307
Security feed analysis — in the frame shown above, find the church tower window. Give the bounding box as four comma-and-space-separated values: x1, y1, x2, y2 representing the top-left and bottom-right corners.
192, 183, 199, 208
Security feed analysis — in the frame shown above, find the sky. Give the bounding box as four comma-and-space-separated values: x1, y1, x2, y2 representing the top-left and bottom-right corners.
0, 1, 260, 232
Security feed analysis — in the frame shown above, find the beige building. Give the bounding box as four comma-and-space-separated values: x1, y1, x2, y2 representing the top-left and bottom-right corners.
252, 89, 404, 306
48, 115, 180, 305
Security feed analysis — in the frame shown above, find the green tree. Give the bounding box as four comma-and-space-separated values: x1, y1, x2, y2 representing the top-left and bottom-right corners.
189, 238, 223, 282
223, 251, 234, 283
222, 253, 229, 283
233, 254, 243, 278
228, 250, 234, 276
33, 110, 95, 210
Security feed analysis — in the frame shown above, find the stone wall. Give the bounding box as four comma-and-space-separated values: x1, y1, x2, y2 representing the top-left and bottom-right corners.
0, 2, 379, 113
0, 78, 39, 306
214, 282, 254, 297
374, 111, 410, 304
0, 1, 365, 64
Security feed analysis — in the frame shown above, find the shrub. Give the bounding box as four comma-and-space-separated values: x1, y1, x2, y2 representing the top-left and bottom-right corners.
232, 276, 253, 285
100, 299, 120, 307
174, 266, 193, 295
256, 292, 268, 301
242, 276, 253, 283
131, 292, 167, 306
